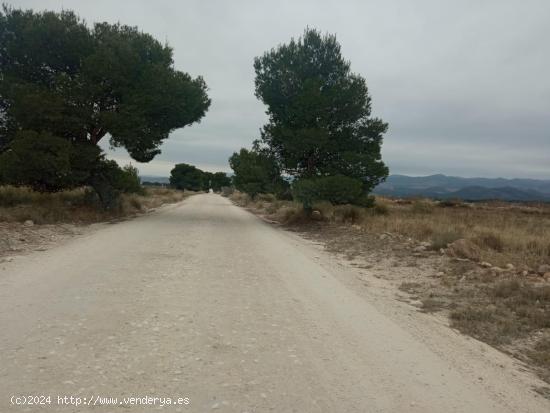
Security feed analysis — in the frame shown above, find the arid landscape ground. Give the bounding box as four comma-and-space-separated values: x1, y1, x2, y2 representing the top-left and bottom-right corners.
1, 192, 550, 412
229, 192, 550, 391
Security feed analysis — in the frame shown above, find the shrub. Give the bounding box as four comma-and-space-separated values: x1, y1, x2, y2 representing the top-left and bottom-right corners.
474, 231, 505, 252
439, 198, 464, 208
312, 201, 334, 220
373, 201, 389, 215
220, 186, 234, 197
411, 199, 434, 214
430, 230, 464, 250
230, 191, 252, 206
87, 160, 125, 209
334, 204, 365, 224
492, 280, 522, 298
292, 175, 365, 209
255, 193, 277, 202
118, 164, 143, 194
446, 238, 482, 261
0, 186, 41, 207
279, 205, 308, 224
0, 130, 73, 191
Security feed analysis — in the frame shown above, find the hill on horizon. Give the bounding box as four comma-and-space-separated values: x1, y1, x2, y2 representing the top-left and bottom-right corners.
374, 174, 550, 201
140, 175, 170, 184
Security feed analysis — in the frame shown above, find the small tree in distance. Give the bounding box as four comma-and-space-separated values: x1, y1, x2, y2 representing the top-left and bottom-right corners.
229, 148, 288, 198
210, 172, 231, 192
170, 163, 230, 193
170, 163, 205, 191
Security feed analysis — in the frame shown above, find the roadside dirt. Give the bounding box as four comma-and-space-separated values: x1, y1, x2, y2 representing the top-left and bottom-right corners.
0, 221, 87, 259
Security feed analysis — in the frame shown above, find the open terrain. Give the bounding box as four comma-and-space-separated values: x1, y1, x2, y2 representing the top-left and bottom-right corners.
232, 192, 550, 387
1, 194, 549, 412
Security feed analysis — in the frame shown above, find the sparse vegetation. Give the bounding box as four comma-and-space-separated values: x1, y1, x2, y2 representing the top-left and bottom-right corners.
430, 230, 463, 250
450, 279, 550, 344
230, 191, 550, 270
0, 185, 191, 224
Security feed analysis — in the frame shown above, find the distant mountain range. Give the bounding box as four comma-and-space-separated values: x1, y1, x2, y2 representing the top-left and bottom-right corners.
140, 175, 170, 184
374, 174, 550, 202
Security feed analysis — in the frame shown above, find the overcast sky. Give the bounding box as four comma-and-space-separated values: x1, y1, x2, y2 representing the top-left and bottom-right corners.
11, 0, 550, 179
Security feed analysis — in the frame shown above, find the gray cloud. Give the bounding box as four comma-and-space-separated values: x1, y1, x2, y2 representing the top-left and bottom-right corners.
11, 0, 550, 178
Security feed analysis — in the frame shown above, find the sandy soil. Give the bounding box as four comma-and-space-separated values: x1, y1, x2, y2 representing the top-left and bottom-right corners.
0, 194, 549, 412
0, 221, 87, 259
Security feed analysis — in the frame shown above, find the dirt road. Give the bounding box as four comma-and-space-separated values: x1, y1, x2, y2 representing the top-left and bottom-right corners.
1, 194, 548, 412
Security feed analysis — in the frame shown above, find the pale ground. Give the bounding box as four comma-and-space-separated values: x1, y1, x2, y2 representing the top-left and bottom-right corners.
0, 194, 549, 412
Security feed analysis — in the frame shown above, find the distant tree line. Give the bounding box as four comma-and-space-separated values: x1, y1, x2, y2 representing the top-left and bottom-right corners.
0, 6, 210, 207
229, 28, 388, 210
170, 163, 230, 193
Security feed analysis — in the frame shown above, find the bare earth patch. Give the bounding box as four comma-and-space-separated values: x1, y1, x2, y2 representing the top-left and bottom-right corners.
0, 221, 84, 259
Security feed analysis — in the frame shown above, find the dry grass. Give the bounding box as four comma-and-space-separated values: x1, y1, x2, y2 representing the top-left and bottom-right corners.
449, 277, 550, 383
230, 191, 550, 271
361, 198, 550, 270
530, 339, 550, 383
450, 279, 550, 344
0, 185, 191, 224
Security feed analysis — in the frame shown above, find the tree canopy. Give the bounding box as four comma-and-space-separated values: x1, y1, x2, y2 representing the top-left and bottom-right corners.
170, 163, 205, 192
229, 148, 288, 198
0, 6, 211, 162
253, 28, 388, 204
210, 172, 232, 192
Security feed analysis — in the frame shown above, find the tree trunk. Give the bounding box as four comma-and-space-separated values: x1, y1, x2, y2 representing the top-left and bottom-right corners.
89, 127, 107, 144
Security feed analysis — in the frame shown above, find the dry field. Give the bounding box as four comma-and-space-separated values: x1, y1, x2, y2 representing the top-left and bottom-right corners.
229, 191, 550, 389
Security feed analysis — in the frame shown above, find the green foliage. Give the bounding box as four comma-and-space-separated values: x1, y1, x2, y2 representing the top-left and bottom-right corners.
253, 28, 389, 206
0, 6, 210, 206
169, 163, 229, 193
201, 171, 214, 191
292, 175, 368, 209
0, 6, 210, 161
87, 159, 124, 209
0, 130, 74, 191
118, 164, 144, 195
0, 129, 142, 208
85, 161, 143, 209
229, 148, 286, 198
210, 172, 231, 192
170, 163, 205, 191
